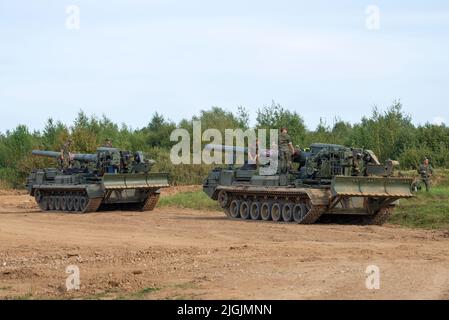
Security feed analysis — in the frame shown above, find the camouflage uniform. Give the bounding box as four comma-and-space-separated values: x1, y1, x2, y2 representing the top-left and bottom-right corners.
248, 141, 259, 165
104, 139, 113, 148
278, 131, 292, 174
61, 140, 73, 170
418, 163, 433, 192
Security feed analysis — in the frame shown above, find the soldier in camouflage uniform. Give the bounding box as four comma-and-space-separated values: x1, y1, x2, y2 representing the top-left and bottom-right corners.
60, 139, 74, 170
104, 139, 113, 148
418, 158, 433, 192
278, 128, 295, 174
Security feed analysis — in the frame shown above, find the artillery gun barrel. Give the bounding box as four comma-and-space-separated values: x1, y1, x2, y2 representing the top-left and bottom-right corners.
32, 150, 62, 158
73, 154, 97, 162
205, 144, 248, 153
204, 144, 277, 155
31, 150, 97, 163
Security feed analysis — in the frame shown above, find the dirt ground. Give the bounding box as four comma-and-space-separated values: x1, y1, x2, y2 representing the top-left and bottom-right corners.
1, 188, 449, 300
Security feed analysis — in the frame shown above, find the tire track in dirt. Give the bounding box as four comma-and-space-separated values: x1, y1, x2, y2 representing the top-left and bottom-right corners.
1, 191, 449, 299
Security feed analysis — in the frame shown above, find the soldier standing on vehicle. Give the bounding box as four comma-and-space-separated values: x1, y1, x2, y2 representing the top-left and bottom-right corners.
60, 139, 74, 170
418, 158, 434, 192
248, 139, 259, 165
104, 139, 113, 148
278, 127, 295, 174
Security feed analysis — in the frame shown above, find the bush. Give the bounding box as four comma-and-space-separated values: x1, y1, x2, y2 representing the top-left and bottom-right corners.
2, 103, 449, 189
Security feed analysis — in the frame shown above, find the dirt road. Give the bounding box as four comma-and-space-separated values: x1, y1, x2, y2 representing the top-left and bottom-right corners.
1, 190, 449, 300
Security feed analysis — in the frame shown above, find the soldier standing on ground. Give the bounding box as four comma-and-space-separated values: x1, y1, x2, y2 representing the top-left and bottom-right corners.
60, 139, 74, 170
278, 127, 295, 174
418, 158, 434, 192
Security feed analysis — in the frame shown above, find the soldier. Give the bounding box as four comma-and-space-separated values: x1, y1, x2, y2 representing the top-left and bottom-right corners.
60, 139, 74, 170
418, 158, 433, 192
278, 127, 295, 174
104, 139, 113, 148
248, 139, 259, 164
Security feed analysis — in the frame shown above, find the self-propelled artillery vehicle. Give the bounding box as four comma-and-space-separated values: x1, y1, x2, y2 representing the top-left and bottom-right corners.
203, 143, 413, 225
27, 147, 169, 213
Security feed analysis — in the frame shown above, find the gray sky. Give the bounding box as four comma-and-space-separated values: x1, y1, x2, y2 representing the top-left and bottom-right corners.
1, 0, 449, 132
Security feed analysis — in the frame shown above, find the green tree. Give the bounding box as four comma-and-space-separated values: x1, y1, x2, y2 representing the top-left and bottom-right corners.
256, 101, 307, 145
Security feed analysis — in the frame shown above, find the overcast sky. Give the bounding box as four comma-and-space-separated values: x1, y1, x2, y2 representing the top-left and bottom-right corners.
1, 0, 448, 132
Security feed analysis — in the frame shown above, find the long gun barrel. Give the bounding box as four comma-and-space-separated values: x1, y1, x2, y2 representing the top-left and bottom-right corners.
32, 150, 97, 163
205, 144, 249, 154
204, 144, 281, 159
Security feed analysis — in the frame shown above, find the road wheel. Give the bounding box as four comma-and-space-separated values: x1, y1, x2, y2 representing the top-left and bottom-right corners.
48, 197, 55, 211
250, 202, 261, 220
293, 203, 308, 223
66, 197, 74, 212
54, 197, 61, 211
282, 203, 293, 222
60, 197, 68, 211
39, 196, 49, 211
260, 202, 272, 221
271, 202, 282, 222
80, 197, 88, 212
239, 201, 250, 219
73, 197, 81, 211
229, 200, 241, 218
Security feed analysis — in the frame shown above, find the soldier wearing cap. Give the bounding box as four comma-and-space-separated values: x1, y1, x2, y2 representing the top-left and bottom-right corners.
278, 127, 295, 174
418, 158, 433, 192
60, 138, 74, 170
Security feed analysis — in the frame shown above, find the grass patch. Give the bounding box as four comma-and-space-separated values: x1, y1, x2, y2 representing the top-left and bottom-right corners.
0, 286, 12, 291
172, 281, 199, 290
159, 188, 449, 230
391, 187, 449, 229
9, 292, 34, 300
159, 191, 220, 211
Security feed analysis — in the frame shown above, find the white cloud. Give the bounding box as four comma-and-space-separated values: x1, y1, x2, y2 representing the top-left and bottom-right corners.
432, 116, 446, 125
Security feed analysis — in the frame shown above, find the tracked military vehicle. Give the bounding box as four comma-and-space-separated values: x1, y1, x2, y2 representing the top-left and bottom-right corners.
203, 143, 413, 225
27, 147, 169, 213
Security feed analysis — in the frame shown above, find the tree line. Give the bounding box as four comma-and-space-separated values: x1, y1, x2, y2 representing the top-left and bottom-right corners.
1, 101, 448, 188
